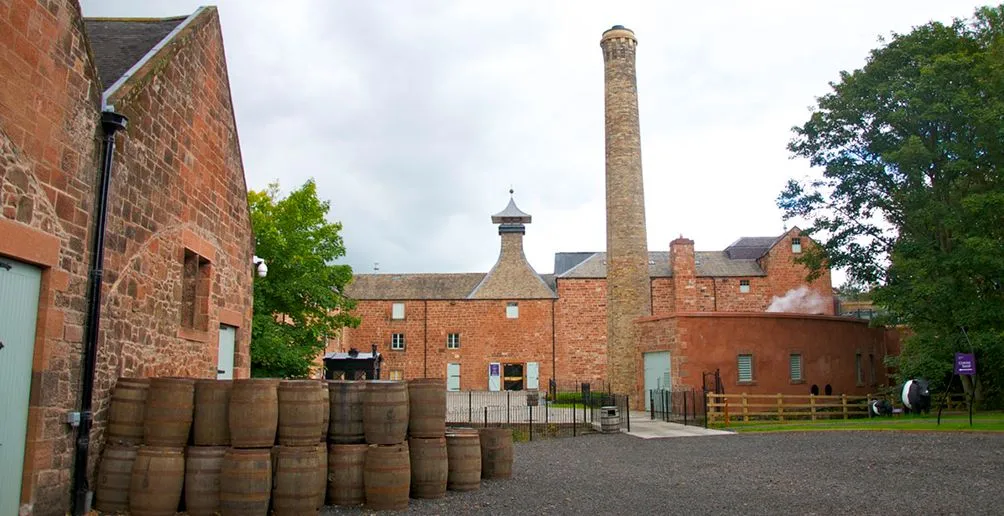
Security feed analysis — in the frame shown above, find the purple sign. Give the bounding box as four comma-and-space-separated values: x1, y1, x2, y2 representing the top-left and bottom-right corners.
489, 363, 500, 376
955, 353, 976, 375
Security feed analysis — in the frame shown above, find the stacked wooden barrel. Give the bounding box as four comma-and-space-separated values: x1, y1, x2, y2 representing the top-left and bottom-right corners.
326, 380, 367, 506
408, 379, 448, 500
131, 377, 193, 516
95, 377, 148, 513
272, 380, 327, 515
363, 380, 411, 511
186, 379, 231, 515
223, 378, 278, 515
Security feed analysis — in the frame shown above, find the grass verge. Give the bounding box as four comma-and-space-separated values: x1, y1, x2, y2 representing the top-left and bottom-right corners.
711, 413, 1004, 433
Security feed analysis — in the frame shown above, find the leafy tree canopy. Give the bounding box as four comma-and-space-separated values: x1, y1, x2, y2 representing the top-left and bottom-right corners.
249, 179, 359, 378
778, 5, 1004, 405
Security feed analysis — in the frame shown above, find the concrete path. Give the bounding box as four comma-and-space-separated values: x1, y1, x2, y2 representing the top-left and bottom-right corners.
624, 412, 734, 439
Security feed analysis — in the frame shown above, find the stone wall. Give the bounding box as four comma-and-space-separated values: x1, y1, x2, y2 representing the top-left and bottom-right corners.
761, 228, 835, 315
0, 0, 102, 512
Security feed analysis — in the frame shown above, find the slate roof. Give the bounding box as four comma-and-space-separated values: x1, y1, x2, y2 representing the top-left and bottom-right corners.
345, 273, 488, 300
556, 251, 765, 278
491, 198, 532, 224
553, 252, 595, 276
83, 16, 187, 89
724, 236, 782, 260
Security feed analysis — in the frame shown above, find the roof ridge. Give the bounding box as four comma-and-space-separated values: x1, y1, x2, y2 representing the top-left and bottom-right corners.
83, 16, 191, 22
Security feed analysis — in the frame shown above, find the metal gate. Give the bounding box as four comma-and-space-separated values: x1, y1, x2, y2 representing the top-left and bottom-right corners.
0, 258, 42, 514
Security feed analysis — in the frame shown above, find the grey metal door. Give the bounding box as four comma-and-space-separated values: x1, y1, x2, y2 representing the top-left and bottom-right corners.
217, 325, 236, 380
643, 351, 671, 410
446, 363, 460, 391
0, 258, 42, 514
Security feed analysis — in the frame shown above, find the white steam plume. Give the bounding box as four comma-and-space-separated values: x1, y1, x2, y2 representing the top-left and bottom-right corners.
766, 286, 829, 314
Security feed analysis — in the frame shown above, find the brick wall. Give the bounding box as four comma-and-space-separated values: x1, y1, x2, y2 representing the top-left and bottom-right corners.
342, 298, 555, 390
636, 313, 892, 397
760, 228, 835, 314
670, 238, 697, 311
1, 0, 102, 512
554, 278, 607, 385
91, 4, 254, 473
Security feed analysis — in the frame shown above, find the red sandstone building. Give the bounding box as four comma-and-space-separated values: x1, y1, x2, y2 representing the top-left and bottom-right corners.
1, 3, 253, 514
338, 196, 896, 402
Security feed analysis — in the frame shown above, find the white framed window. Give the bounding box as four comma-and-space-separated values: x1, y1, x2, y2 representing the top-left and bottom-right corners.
739, 279, 750, 293
391, 302, 405, 320
855, 353, 863, 384
791, 237, 802, 254
389, 370, 403, 380
447, 333, 460, 349
738, 354, 754, 382
391, 333, 405, 350
789, 354, 802, 382
506, 302, 519, 319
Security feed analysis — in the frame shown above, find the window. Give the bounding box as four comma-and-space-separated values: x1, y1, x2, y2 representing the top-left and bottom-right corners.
789, 354, 803, 382
391, 333, 405, 351
506, 302, 519, 319
737, 354, 753, 382
447, 333, 460, 349
181, 249, 211, 330
791, 237, 802, 253
855, 353, 863, 384
739, 279, 750, 293
389, 370, 403, 381
391, 302, 405, 320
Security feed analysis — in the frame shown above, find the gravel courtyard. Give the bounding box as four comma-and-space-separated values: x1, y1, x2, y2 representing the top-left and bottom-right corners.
322, 431, 1004, 515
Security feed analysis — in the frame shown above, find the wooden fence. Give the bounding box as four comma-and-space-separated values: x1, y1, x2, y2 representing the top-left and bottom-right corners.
706, 392, 971, 425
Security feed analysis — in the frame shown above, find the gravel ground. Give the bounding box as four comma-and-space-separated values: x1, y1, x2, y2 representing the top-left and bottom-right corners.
321, 431, 1004, 515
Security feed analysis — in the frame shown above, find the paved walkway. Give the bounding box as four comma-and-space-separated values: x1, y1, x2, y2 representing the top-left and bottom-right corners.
624, 412, 734, 439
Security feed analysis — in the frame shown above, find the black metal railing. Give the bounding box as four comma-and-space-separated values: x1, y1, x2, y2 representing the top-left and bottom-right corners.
446, 390, 629, 441
649, 388, 705, 426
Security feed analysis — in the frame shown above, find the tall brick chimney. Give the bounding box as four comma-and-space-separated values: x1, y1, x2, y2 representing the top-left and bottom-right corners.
601, 26, 651, 398
670, 237, 697, 312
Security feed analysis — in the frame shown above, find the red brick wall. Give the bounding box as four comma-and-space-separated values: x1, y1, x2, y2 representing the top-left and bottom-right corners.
342, 299, 555, 390
92, 4, 254, 466
1, 0, 102, 512
554, 278, 607, 385
708, 276, 771, 311
670, 238, 697, 312
636, 313, 891, 398
760, 228, 835, 314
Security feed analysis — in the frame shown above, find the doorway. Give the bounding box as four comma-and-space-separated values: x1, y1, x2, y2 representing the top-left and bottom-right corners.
217, 325, 236, 380
0, 258, 42, 514
446, 363, 460, 391
503, 363, 524, 391
643, 351, 671, 410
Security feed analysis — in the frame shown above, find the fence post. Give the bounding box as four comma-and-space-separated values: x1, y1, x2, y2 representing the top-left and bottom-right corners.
842, 394, 848, 420
810, 394, 816, 421
650, 391, 654, 420
484, 406, 487, 428
742, 393, 749, 423
703, 391, 709, 429
776, 393, 783, 422
529, 404, 533, 442
572, 401, 577, 437
683, 390, 689, 426
507, 391, 511, 425
625, 396, 630, 432
468, 391, 472, 423
866, 394, 872, 419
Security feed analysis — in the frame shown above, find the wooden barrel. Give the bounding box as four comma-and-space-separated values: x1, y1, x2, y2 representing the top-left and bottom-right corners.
408, 379, 446, 438
193, 379, 232, 446
409, 437, 447, 499
363, 381, 409, 445
272, 445, 325, 515
478, 428, 513, 479
106, 378, 149, 445
184, 446, 226, 516
319, 381, 329, 442
277, 380, 325, 446
220, 448, 272, 516
327, 444, 367, 506
229, 379, 278, 448
314, 443, 328, 509
94, 443, 138, 513
128, 446, 185, 516
143, 377, 195, 447
327, 381, 365, 444
364, 442, 410, 511
445, 432, 481, 491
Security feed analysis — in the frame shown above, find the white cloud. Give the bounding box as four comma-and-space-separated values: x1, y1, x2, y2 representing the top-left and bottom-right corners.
81, 0, 985, 285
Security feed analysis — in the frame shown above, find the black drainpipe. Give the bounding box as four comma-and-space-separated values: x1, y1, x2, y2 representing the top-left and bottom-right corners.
73, 110, 127, 515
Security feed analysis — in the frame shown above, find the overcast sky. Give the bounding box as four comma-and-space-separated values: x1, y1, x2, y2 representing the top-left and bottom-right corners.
81, 1, 984, 284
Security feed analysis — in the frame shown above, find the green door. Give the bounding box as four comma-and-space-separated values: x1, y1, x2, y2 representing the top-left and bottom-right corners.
643, 351, 671, 411
0, 258, 42, 514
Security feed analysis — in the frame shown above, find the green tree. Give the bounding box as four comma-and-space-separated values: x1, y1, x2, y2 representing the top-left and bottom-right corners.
777, 5, 1004, 406
249, 179, 359, 378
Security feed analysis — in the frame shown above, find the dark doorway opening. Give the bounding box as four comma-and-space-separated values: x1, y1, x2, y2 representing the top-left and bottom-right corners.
503, 363, 524, 391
